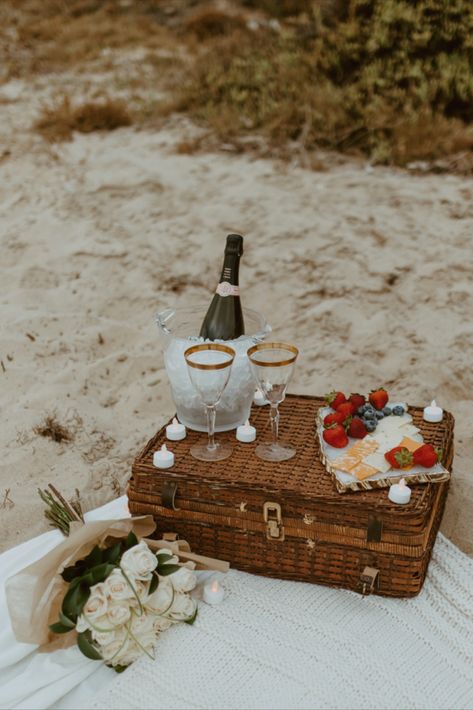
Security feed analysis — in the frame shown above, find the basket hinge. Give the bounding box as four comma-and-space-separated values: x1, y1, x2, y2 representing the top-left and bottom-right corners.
359, 566, 379, 596
367, 515, 383, 542
161, 481, 179, 511
263, 501, 285, 541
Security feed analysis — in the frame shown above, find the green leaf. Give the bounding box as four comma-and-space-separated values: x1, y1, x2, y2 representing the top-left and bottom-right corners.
155, 553, 173, 564
184, 606, 198, 625
103, 542, 122, 564
123, 531, 138, 551
113, 664, 128, 673
149, 572, 159, 595
77, 631, 103, 661
49, 621, 73, 634
59, 609, 76, 629
82, 562, 116, 586
61, 545, 104, 583
62, 580, 90, 620
157, 564, 181, 577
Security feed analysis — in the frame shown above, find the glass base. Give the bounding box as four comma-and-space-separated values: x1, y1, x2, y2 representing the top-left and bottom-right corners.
255, 441, 296, 462
190, 441, 233, 462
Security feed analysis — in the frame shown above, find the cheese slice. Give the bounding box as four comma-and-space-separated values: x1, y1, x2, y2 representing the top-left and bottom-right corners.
371, 431, 405, 451
399, 436, 423, 453
349, 439, 379, 457
364, 451, 392, 473
375, 417, 406, 434
352, 462, 379, 481
332, 452, 361, 474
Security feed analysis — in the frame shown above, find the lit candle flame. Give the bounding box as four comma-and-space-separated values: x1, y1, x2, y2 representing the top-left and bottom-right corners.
399, 478, 406, 489
161, 444, 168, 453
211, 580, 220, 593
431, 400, 437, 407
172, 417, 179, 425
245, 419, 250, 427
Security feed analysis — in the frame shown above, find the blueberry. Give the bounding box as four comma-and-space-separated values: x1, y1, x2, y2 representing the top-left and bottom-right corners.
382, 406, 392, 416
365, 420, 377, 432
364, 410, 376, 420
357, 406, 365, 415
375, 411, 384, 419
392, 405, 405, 416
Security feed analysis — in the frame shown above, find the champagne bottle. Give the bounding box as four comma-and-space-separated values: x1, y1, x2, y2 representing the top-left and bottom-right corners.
199, 234, 245, 341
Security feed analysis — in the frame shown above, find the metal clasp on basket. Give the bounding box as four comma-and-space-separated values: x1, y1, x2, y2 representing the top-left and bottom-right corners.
359, 566, 380, 595
263, 501, 285, 541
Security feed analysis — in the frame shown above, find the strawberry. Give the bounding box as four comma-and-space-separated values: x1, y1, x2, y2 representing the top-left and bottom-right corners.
323, 411, 346, 428
347, 417, 368, 439
369, 388, 389, 410
384, 446, 413, 469
325, 390, 346, 410
335, 401, 356, 418
413, 444, 441, 468
349, 393, 366, 410
323, 424, 349, 449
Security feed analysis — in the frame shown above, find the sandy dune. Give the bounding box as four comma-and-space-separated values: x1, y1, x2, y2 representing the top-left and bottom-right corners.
1, 76, 472, 554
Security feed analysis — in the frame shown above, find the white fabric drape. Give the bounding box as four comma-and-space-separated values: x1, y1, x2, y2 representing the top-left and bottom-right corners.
2, 495, 473, 710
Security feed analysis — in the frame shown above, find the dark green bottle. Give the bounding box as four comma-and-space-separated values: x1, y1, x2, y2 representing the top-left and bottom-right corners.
199, 234, 245, 341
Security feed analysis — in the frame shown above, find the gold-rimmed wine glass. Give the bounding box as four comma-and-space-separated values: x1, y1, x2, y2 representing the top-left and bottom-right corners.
247, 342, 299, 462
184, 343, 235, 462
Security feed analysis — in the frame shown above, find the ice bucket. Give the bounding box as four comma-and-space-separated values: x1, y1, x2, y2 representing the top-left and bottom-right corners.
156, 305, 271, 432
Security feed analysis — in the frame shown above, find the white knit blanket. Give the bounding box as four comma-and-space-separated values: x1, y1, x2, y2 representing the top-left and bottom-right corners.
89, 534, 473, 710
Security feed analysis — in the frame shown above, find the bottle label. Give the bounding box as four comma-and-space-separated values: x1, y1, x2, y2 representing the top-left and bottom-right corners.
216, 282, 240, 297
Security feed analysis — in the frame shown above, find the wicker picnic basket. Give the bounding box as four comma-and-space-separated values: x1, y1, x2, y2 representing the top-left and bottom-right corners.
128, 395, 454, 597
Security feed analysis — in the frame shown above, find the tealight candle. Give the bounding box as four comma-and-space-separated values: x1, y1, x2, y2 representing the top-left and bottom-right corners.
423, 400, 443, 423
236, 419, 256, 443
203, 578, 225, 605
253, 388, 268, 406
388, 477, 412, 505
166, 417, 186, 441
153, 444, 174, 469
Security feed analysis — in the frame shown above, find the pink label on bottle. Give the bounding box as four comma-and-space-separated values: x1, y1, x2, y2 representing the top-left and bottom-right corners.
216, 282, 240, 297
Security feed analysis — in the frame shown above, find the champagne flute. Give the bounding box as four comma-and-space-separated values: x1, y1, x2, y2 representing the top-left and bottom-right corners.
184, 343, 235, 462
247, 342, 299, 462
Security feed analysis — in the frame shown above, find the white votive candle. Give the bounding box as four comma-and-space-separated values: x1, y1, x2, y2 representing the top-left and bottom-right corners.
166, 417, 186, 441
153, 444, 174, 469
423, 400, 443, 423
388, 477, 412, 505
253, 388, 268, 406
203, 579, 225, 605
236, 419, 256, 443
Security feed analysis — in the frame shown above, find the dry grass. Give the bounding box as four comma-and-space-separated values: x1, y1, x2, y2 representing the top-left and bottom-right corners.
184, 8, 247, 40
34, 414, 74, 443
35, 96, 132, 141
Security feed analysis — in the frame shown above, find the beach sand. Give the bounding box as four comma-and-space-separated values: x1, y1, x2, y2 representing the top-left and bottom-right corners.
1, 75, 472, 555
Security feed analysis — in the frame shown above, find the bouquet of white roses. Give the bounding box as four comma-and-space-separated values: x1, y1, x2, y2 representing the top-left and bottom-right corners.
49, 531, 197, 671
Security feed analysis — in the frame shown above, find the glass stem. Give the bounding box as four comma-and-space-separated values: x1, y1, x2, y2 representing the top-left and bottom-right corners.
270, 404, 279, 446
206, 405, 217, 451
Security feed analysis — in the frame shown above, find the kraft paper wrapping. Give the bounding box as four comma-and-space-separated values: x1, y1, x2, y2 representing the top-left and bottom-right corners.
5, 516, 156, 650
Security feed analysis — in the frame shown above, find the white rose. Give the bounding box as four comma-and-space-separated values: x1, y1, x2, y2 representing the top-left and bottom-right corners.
169, 565, 197, 593
82, 582, 108, 622
107, 602, 131, 627
132, 579, 151, 604
145, 578, 173, 614
91, 626, 116, 646
130, 610, 153, 633
153, 617, 172, 633
121, 541, 158, 581
100, 628, 130, 663
105, 569, 136, 601
168, 593, 196, 620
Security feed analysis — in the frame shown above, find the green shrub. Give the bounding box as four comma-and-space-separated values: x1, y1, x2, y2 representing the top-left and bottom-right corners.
177, 0, 473, 166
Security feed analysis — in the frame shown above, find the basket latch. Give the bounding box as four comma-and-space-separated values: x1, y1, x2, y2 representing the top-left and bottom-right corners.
263, 501, 285, 541
359, 566, 379, 595
162, 481, 179, 511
